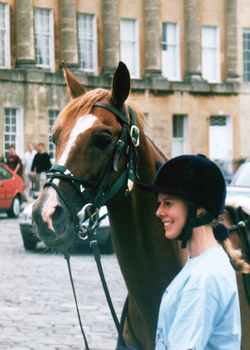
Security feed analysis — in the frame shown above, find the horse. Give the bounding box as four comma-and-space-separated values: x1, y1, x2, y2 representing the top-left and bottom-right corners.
224, 196, 250, 350
32, 62, 250, 349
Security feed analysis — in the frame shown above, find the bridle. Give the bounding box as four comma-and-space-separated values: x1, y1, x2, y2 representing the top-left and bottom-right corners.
45, 102, 140, 234
43, 102, 141, 349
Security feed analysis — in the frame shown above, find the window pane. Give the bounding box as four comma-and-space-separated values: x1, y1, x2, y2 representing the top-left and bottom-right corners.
4, 108, 17, 155
0, 3, 7, 66
120, 19, 139, 78
35, 8, 53, 68
77, 13, 96, 71
202, 26, 219, 82
243, 29, 250, 82
161, 22, 180, 80
173, 115, 184, 138
48, 110, 58, 160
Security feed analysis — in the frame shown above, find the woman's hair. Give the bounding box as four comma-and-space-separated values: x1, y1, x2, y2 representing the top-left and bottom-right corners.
221, 237, 250, 274
212, 214, 250, 274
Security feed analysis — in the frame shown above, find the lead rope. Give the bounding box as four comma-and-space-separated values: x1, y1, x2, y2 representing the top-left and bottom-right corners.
64, 254, 90, 350
64, 214, 126, 350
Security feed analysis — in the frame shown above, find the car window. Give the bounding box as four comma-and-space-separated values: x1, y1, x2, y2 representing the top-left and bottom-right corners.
0, 166, 12, 180
231, 163, 250, 187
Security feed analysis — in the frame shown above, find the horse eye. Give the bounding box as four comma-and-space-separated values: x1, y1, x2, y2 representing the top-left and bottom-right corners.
92, 130, 113, 148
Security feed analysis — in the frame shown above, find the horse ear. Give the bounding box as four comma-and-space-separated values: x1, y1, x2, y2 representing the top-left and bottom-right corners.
111, 61, 130, 109
63, 67, 86, 99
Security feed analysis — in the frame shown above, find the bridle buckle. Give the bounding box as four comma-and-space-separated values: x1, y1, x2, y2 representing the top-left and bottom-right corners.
130, 125, 140, 147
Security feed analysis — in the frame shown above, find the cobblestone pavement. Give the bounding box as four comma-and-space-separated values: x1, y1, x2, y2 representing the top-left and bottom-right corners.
0, 215, 126, 350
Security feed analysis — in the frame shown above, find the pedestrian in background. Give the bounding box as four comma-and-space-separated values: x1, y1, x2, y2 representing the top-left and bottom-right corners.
31, 143, 51, 192
23, 143, 36, 197
151, 154, 249, 350
6, 145, 23, 177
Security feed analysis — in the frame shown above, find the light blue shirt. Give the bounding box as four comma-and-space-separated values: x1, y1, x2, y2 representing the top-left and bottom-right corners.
155, 245, 241, 350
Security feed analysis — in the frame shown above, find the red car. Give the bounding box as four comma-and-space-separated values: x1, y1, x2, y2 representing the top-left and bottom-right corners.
0, 163, 25, 217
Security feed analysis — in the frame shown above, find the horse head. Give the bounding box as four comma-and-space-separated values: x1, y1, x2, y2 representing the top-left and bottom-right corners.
32, 62, 145, 252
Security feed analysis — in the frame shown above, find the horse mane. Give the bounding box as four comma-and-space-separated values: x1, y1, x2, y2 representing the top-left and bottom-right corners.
52, 88, 146, 149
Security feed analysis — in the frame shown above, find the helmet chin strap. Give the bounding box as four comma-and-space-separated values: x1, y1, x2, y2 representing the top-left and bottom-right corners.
178, 204, 214, 248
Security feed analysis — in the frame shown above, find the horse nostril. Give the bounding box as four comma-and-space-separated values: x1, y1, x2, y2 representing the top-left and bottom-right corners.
52, 205, 67, 236
53, 205, 64, 222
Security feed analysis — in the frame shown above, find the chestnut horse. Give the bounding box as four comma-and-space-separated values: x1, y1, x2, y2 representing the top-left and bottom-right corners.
33, 62, 250, 349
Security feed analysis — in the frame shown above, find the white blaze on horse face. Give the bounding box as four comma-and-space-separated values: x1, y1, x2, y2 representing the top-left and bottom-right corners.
41, 187, 59, 232
58, 114, 97, 165
41, 115, 97, 231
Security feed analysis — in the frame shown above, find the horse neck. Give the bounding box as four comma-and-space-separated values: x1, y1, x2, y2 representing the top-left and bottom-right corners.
108, 131, 183, 296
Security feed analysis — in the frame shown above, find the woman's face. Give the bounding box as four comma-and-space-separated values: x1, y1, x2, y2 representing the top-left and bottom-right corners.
156, 193, 188, 240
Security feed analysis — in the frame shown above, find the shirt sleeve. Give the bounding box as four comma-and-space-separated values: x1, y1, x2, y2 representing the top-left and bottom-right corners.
166, 286, 219, 350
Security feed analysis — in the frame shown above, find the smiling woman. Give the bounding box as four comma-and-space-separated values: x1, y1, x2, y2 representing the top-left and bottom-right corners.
150, 154, 249, 350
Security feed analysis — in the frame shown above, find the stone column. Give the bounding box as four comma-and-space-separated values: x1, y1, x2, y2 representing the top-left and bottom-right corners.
16, 0, 35, 66
226, 0, 239, 81
184, 0, 202, 81
102, 0, 119, 75
143, 0, 161, 76
59, 0, 78, 66
144, 0, 162, 76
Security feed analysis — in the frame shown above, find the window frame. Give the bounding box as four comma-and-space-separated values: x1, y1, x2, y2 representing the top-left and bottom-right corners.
34, 7, 55, 70
201, 25, 220, 83
243, 28, 250, 82
171, 114, 188, 157
77, 12, 98, 74
0, 3, 11, 68
48, 109, 58, 161
120, 18, 140, 79
3, 107, 24, 157
161, 22, 181, 81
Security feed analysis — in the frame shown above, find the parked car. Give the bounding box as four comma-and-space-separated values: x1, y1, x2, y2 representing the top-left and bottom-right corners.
0, 163, 25, 217
19, 203, 113, 253
226, 161, 250, 202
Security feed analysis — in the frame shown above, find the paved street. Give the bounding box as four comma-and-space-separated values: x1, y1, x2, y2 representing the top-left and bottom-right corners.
0, 215, 126, 350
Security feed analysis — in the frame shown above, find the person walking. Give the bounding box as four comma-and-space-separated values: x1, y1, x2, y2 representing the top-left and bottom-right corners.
31, 143, 51, 192
6, 145, 23, 177
23, 143, 36, 197
150, 154, 250, 350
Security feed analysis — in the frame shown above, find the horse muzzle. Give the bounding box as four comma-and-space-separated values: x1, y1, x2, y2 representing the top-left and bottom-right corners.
32, 190, 79, 251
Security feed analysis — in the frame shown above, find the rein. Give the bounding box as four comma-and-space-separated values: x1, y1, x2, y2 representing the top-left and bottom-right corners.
44, 102, 141, 349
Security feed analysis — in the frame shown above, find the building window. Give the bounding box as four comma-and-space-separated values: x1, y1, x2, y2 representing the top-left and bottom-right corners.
0, 3, 10, 68
120, 18, 139, 78
77, 13, 97, 73
34, 8, 54, 69
243, 28, 250, 82
48, 110, 58, 161
172, 114, 188, 157
201, 26, 220, 83
161, 22, 180, 80
209, 115, 233, 175
4, 108, 23, 156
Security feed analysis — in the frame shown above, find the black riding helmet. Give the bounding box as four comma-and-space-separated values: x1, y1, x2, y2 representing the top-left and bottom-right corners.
151, 154, 226, 247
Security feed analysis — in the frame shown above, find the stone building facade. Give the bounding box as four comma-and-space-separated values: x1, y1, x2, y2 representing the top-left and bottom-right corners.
0, 0, 250, 173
